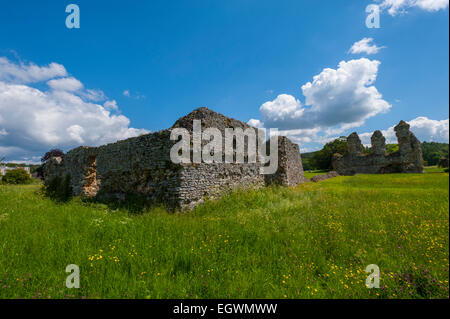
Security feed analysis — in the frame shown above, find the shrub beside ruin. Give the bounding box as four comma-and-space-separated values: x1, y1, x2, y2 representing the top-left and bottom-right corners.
1, 169, 33, 185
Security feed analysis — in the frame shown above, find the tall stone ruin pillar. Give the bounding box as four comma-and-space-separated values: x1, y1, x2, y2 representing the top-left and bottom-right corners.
371, 130, 386, 155
395, 121, 413, 155
347, 132, 364, 155
394, 120, 424, 173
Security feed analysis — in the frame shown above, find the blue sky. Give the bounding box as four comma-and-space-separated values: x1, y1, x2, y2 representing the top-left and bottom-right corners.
0, 0, 448, 161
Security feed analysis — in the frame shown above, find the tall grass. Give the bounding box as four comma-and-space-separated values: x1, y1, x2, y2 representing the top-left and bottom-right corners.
0, 172, 448, 299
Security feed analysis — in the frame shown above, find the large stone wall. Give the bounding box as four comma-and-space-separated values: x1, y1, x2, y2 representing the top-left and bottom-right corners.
332, 120, 424, 175
43, 108, 305, 210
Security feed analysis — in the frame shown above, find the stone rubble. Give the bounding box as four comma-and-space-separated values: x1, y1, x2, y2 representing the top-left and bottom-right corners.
309, 171, 340, 183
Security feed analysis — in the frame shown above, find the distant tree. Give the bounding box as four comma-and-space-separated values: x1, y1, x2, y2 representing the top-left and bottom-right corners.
41, 149, 65, 162
300, 152, 316, 171
386, 144, 399, 154
421, 142, 449, 166
309, 139, 347, 170
301, 157, 313, 171
1, 169, 32, 185
438, 157, 449, 168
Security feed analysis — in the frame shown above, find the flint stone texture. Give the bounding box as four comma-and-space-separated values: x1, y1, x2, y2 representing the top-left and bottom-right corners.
332, 120, 424, 175
43, 107, 305, 210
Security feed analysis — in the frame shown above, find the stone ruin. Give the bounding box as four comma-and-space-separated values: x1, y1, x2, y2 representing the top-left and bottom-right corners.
332, 120, 424, 175
43, 107, 306, 210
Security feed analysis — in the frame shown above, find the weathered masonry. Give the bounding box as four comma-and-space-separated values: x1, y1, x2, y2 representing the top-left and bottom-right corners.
43, 108, 306, 210
332, 120, 424, 175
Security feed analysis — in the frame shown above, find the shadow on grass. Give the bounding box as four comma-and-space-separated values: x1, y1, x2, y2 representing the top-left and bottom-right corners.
41, 175, 73, 203
42, 189, 167, 213
82, 194, 167, 214
42, 175, 168, 213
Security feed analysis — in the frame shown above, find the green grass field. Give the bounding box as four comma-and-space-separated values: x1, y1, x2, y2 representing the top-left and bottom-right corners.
0, 170, 448, 299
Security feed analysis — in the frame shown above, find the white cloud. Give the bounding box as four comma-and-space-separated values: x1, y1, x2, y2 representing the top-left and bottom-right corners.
358, 117, 449, 145
349, 38, 385, 55
247, 118, 264, 128
301, 59, 391, 127
248, 58, 394, 153
377, 0, 449, 15
47, 77, 83, 91
0, 58, 148, 162
103, 100, 119, 111
0, 57, 67, 83
258, 94, 304, 129
249, 63, 447, 152
416, 0, 450, 11
123, 89, 146, 100
281, 127, 323, 145
82, 89, 106, 102
47, 77, 106, 101
254, 58, 391, 132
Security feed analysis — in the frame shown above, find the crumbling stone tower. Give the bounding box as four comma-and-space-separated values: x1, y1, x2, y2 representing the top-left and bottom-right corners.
332, 120, 424, 175
43, 107, 306, 210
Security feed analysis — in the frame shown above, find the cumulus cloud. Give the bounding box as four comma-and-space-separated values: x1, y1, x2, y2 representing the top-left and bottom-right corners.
82, 89, 106, 102
248, 59, 446, 153
103, 100, 119, 111
0, 57, 148, 162
301, 59, 391, 126
0, 57, 67, 83
247, 118, 264, 128
259, 94, 304, 129
47, 77, 83, 91
359, 117, 449, 145
349, 38, 385, 55
377, 0, 449, 15
250, 58, 391, 133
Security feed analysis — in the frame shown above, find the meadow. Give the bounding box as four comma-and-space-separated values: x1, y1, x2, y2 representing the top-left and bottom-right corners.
0, 168, 448, 299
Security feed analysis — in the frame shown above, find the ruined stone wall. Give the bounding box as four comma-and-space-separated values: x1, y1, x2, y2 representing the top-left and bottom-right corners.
171, 108, 306, 208
43, 130, 184, 208
177, 163, 265, 209
175, 136, 306, 209
43, 108, 306, 210
332, 120, 424, 175
264, 136, 306, 186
